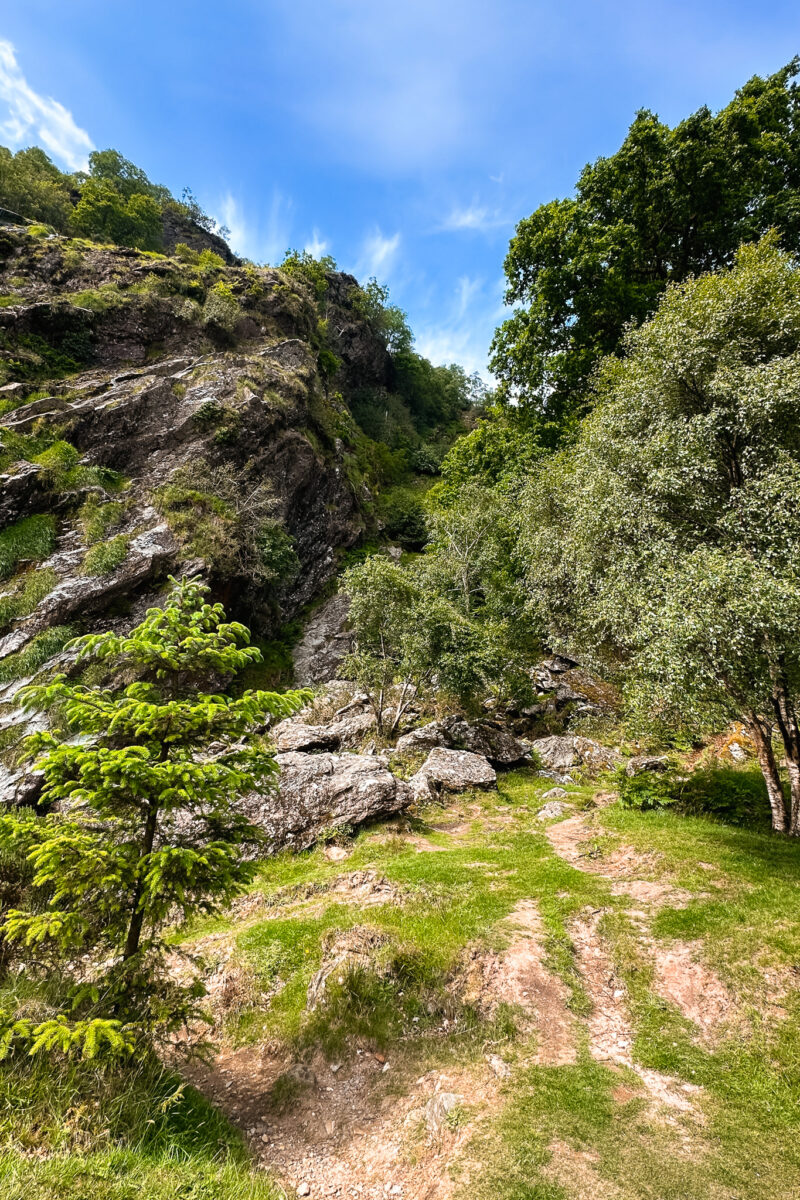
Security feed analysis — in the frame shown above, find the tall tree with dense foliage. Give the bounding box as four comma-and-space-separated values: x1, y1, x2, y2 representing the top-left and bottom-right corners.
0, 577, 306, 1056
524, 238, 800, 833
492, 60, 800, 432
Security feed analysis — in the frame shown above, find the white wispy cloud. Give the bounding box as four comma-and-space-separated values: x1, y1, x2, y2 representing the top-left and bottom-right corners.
217, 188, 294, 264
304, 228, 329, 258
437, 203, 511, 233
356, 227, 401, 280
0, 40, 93, 171
414, 275, 506, 380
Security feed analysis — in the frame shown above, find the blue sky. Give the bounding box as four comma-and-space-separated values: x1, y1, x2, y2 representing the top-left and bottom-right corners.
1, 1, 799, 376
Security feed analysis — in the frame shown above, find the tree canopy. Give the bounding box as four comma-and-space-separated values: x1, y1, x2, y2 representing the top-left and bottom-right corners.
523, 237, 800, 832
0, 143, 227, 251
491, 59, 800, 432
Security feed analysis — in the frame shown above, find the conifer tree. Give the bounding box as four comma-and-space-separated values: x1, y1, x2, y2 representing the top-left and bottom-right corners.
0, 576, 306, 1057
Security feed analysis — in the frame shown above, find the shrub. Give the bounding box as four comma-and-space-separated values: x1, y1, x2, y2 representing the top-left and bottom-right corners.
173, 242, 199, 264
618, 762, 772, 827
202, 280, 239, 336
0, 515, 57, 580
280, 248, 336, 303
197, 249, 225, 272
378, 487, 428, 548
154, 461, 297, 593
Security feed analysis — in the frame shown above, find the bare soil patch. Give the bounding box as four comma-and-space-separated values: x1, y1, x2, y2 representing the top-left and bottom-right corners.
185, 1047, 498, 1200
650, 942, 734, 1036
453, 900, 576, 1066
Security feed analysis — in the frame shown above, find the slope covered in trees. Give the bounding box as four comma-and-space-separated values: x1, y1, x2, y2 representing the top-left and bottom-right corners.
0, 145, 233, 257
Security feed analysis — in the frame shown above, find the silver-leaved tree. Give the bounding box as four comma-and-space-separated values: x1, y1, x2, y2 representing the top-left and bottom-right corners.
0, 576, 307, 1058
525, 237, 800, 834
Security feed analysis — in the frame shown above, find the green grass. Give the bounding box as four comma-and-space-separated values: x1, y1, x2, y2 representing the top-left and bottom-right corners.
0, 515, 57, 580
0, 568, 57, 630
181, 773, 610, 1051
81, 535, 130, 576
175, 765, 800, 1199
78, 497, 126, 545
5, 761, 800, 1198
0, 1050, 282, 1200
460, 777, 800, 1200
0, 625, 75, 683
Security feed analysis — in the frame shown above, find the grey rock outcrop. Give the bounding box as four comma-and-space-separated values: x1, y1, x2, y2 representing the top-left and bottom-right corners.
625, 755, 670, 777
272, 708, 376, 753
292, 593, 354, 686
250, 751, 411, 850
532, 734, 622, 775
395, 714, 528, 766
531, 735, 581, 772
409, 747, 497, 800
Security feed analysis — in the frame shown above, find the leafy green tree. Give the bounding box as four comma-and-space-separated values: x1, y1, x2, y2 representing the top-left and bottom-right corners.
87, 149, 170, 203
524, 238, 800, 833
432, 404, 544, 503
0, 145, 74, 229
342, 555, 427, 734
351, 278, 413, 353
343, 490, 535, 719
280, 248, 338, 302
492, 60, 800, 430
0, 577, 307, 1056
71, 178, 163, 250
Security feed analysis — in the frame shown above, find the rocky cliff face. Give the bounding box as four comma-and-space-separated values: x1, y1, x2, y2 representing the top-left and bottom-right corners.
0, 224, 406, 799
0, 225, 395, 645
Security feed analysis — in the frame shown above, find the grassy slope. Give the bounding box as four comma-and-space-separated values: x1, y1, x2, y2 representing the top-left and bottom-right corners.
4, 767, 800, 1198
179, 767, 800, 1199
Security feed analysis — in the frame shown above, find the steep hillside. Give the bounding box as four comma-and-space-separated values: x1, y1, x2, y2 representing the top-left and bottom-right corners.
0, 223, 469, 801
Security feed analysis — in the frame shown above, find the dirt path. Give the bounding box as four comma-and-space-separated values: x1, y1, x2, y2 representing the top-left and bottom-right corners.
185, 1045, 499, 1199
544, 795, 733, 1041
182, 791, 720, 1198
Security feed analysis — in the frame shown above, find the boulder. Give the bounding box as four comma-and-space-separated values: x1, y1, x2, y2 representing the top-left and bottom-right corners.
409, 747, 497, 801
250, 751, 411, 850
537, 799, 571, 819
532, 734, 622, 775
625, 755, 670, 777
574, 736, 623, 773
272, 721, 340, 752
272, 708, 376, 753
394, 722, 449, 756
395, 714, 528, 765
531, 735, 581, 772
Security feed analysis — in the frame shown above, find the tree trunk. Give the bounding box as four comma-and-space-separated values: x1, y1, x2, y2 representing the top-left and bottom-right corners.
768, 667, 800, 835
122, 799, 160, 961
746, 712, 788, 833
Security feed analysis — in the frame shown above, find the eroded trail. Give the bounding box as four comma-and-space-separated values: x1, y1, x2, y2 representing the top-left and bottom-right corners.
180, 788, 726, 1198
